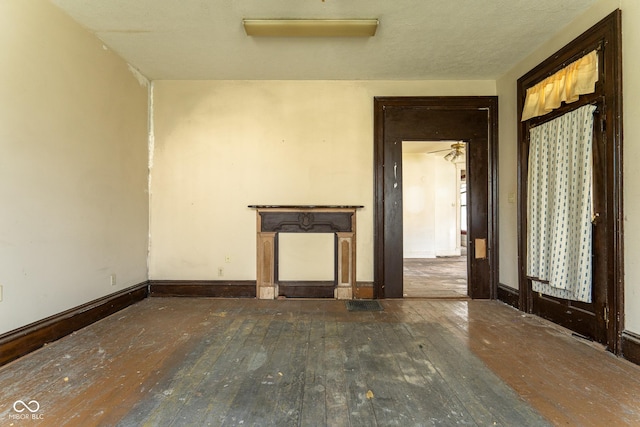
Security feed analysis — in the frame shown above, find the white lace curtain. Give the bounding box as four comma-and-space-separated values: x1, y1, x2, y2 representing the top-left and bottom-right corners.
526, 104, 596, 303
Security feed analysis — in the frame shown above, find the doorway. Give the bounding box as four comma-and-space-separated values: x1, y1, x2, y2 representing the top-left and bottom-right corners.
401, 141, 469, 298
516, 11, 623, 351
373, 96, 498, 299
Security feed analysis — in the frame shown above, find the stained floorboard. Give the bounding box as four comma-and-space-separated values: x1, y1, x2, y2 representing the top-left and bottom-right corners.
1, 298, 640, 426
299, 320, 326, 426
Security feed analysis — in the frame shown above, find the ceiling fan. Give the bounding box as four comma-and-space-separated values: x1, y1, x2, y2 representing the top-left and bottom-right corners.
428, 142, 466, 162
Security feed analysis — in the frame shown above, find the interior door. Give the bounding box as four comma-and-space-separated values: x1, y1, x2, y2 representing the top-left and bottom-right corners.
517, 11, 622, 351
373, 97, 498, 299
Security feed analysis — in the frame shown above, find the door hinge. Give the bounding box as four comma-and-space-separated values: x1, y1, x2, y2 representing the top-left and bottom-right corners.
604, 305, 610, 328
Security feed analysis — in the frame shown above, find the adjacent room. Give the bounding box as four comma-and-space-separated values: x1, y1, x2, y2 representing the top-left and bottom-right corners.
402, 141, 468, 299
2, 0, 640, 425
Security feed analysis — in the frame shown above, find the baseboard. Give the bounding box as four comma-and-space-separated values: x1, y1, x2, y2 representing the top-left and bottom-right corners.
149, 280, 373, 299
404, 252, 436, 259
497, 283, 520, 309
622, 331, 640, 366
0, 282, 148, 367
149, 280, 256, 298
278, 281, 335, 298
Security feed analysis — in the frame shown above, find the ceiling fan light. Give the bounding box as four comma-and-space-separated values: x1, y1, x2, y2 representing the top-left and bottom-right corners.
444, 151, 455, 162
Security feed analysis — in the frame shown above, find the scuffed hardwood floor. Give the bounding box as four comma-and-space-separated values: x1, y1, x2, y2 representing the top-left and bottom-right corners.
403, 256, 468, 299
1, 298, 639, 426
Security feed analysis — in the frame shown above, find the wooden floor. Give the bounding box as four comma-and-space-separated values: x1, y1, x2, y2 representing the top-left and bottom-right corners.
1, 298, 640, 426
403, 255, 468, 299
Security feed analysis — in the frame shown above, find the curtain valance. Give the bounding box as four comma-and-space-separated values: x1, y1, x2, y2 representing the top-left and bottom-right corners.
521, 50, 598, 121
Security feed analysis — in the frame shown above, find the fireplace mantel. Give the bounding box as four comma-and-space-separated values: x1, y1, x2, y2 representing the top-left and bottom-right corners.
249, 205, 363, 299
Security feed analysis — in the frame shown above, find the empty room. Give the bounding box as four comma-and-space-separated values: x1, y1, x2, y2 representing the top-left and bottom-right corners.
2, 0, 640, 425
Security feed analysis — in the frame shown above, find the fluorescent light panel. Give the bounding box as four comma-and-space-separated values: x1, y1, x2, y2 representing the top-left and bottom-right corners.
243, 19, 378, 37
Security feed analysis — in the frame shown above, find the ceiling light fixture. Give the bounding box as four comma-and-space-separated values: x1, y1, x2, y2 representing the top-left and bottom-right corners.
242, 19, 378, 37
444, 142, 465, 163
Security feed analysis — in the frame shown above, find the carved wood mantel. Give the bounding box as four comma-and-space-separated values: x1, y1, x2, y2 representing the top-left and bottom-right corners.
248, 205, 363, 300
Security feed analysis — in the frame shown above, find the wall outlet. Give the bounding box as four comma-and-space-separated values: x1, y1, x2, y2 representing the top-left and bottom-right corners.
218, 267, 224, 277
110, 274, 117, 286
225, 255, 231, 263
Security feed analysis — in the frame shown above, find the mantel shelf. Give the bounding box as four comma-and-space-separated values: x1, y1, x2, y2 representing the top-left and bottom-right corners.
249, 205, 364, 209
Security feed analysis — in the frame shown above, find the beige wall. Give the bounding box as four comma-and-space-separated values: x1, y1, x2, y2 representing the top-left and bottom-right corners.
496, 0, 640, 334
621, 0, 640, 333
149, 80, 496, 282
0, 1, 149, 334
402, 153, 460, 258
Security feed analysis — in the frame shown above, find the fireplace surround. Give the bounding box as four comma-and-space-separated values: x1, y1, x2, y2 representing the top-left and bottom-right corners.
249, 205, 363, 299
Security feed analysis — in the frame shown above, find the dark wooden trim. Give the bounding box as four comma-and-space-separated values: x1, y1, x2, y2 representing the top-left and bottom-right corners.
373, 96, 499, 300
149, 280, 256, 298
622, 331, 640, 366
278, 281, 335, 298
260, 211, 353, 233
497, 283, 520, 310
608, 8, 625, 359
516, 10, 623, 353
373, 97, 386, 299
0, 282, 148, 367
488, 99, 500, 300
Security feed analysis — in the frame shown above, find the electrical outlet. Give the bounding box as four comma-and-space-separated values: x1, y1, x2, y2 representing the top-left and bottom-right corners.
218, 267, 224, 277
110, 274, 117, 286
225, 255, 231, 263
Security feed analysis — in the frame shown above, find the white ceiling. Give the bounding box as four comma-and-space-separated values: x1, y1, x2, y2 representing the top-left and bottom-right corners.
50, 0, 598, 81
403, 141, 456, 155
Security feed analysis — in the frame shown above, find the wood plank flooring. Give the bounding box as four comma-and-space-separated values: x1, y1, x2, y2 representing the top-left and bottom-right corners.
403, 256, 468, 299
1, 298, 639, 426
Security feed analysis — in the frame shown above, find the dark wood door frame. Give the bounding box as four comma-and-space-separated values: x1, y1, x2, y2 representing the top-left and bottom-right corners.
517, 10, 623, 353
373, 96, 499, 299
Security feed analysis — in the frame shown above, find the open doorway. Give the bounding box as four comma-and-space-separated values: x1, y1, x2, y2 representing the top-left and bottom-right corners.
373, 96, 498, 299
401, 141, 469, 298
